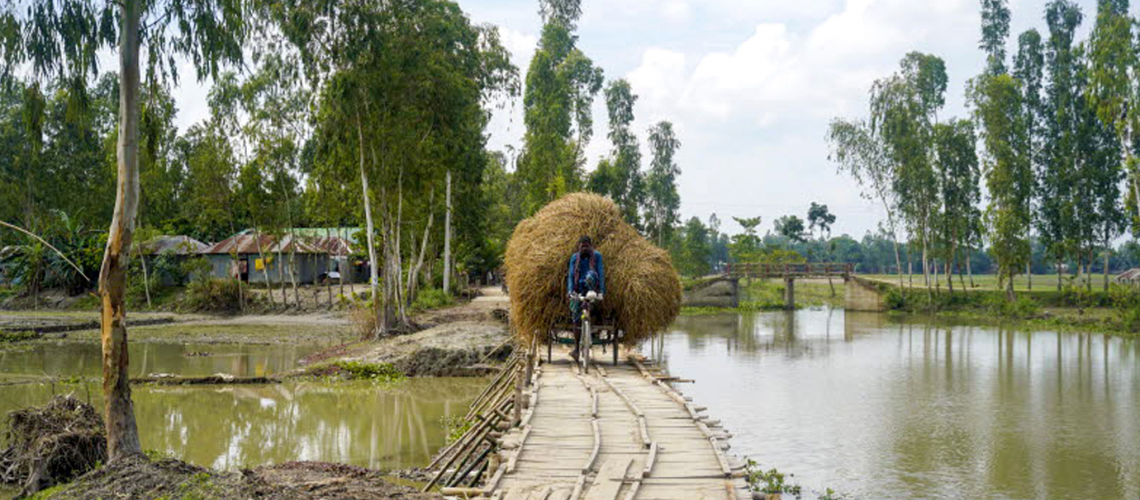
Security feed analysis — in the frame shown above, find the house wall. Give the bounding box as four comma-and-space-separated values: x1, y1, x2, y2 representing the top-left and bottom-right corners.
246, 254, 328, 284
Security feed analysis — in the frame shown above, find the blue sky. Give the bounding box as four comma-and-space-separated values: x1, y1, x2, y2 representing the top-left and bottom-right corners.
170, 0, 1106, 238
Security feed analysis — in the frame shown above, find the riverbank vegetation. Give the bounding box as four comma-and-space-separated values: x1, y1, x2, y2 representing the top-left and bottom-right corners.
828, 0, 1140, 305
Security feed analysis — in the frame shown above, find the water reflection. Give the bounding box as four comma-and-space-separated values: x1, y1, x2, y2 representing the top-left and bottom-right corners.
0, 378, 482, 471
657, 309, 1140, 500
0, 342, 322, 378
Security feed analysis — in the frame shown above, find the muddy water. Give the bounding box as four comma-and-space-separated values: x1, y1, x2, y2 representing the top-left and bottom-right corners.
0, 378, 483, 471
657, 309, 1140, 500
1, 336, 483, 473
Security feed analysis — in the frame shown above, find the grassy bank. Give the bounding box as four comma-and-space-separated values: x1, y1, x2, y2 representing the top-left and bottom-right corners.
682, 278, 845, 315
863, 276, 1140, 338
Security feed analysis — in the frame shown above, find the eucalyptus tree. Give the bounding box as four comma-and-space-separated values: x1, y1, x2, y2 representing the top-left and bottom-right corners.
1, 0, 246, 460
1088, 0, 1140, 228
1074, 44, 1125, 290
1040, 0, 1083, 289
932, 118, 979, 293
594, 79, 643, 227
644, 121, 681, 247
1014, 29, 1044, 288
870, 52, 946, 292
972, 74, 1032, 300
280, 0, 517, 331
518, 0, 603, 212
980, 0, 1012, 75
827, 117, 904, 283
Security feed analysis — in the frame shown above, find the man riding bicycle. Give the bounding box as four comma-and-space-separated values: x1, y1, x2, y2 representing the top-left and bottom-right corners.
567, 235, 605, 361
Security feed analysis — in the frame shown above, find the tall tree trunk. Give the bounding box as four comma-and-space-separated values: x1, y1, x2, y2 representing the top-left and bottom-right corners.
966, 245, 975, 288
274, 235, 287, 307
907, 251, 913, 288
357, 113, 380, 334
1104, 243, 1111, 292
443, 170, 452, 294
135, 245, 151, 309
407, 190, 435, 303
325, 228, 334, 308
100, 0, 143, 461
892, 237, 903, 287
1087, 250, 1094, 292
946, 259, 954, 294
254, 230, 274, 306
393, 173, 409, 325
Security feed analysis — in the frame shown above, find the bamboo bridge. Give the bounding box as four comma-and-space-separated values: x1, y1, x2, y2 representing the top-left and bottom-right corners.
425, 311, 751, 500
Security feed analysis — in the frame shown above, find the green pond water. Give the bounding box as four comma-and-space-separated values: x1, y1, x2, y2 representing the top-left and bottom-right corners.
0, 335, 483, 476
657, 309, 1140, 500
0, 341, 323, 379
0, 378, 482, 471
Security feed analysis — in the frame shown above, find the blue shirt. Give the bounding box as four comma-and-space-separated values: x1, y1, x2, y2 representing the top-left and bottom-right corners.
567, 251, 606, 294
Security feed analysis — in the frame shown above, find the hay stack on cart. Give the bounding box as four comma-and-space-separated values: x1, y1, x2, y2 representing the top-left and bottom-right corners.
504, 193, 681, 346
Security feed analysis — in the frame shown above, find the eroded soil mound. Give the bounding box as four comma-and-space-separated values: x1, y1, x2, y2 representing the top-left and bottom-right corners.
38, 456, 440, 500
0, 395, 105, 496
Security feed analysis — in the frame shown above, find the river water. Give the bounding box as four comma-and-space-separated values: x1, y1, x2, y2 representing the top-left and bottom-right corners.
659, 309, 1140, 500
4, 312, 1138, 499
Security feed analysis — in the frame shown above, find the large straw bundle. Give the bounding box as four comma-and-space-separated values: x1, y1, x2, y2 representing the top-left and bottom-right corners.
505, 193, 681, 345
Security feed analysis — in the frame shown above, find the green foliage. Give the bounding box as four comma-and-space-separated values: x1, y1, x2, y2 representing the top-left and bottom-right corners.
644, 121, 682, 247
440, 415, 473, 444
183, 278, 244, 314
412, 288, 454, 311
331, 361, 405, 383
774, 215, 806, 243
743, 459, 802, 496
980, 0, 1012, 75
0, 329, 39, 342
518, 14, 603, 212
972, 73, 1033, 297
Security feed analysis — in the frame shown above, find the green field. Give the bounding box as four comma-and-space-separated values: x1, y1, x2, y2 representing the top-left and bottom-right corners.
862, 273, 1114, 292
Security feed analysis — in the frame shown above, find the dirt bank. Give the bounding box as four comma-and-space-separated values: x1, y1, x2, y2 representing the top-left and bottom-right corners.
36, 455, 441, 500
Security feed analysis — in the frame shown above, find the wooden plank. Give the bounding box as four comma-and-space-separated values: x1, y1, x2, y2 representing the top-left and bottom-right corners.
643, 442, 658, 478
582, 457, 632, 500
620, 481, 641, 500
583, 419, 601, 473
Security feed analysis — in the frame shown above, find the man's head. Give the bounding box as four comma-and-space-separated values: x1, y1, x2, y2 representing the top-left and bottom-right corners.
578, 235, 593, 256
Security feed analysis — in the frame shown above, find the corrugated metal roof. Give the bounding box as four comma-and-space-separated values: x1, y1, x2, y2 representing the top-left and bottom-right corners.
140, 235, 209, 255
1116, 269, 1140, 281
200, 230, 350, 255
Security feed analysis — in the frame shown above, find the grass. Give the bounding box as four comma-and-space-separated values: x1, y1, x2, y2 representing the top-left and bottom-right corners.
863, 273, 1115, 292
0, 329, 40, 342
681, 278, 845, 315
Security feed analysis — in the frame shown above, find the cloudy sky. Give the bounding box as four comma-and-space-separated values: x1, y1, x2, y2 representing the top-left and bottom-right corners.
171, 0, 1104, 238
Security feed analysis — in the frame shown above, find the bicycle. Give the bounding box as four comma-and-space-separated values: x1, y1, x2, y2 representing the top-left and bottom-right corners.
547, 293, 622, 369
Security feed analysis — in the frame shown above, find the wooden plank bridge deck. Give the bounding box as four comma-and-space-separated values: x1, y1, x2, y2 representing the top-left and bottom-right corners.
486, 351, 750, 500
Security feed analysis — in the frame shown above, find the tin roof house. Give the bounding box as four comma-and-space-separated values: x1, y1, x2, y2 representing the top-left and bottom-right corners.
199, 229, 357, 285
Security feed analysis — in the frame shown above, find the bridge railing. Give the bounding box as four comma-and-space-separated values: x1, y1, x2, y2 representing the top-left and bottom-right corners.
725, 262, 853, 278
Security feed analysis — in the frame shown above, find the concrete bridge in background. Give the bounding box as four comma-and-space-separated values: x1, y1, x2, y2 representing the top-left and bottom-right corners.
682, 263, 886, 311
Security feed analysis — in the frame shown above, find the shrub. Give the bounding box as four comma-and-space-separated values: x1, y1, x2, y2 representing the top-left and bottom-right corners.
180, 256, 213, 283
744, 459, 801, 496
412, 288, 453, 311
884, 288, 906, 310
330, 361, 404, 382
1109, 285, 1140, 332
349, 299, 378, 338
182, 278, 244, 313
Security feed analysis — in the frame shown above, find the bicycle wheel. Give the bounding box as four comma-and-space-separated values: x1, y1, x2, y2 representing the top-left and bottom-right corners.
582, 318, 591, 373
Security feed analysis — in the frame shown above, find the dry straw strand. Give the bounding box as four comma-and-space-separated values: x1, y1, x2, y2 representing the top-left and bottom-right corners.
504, 193, 681, 345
